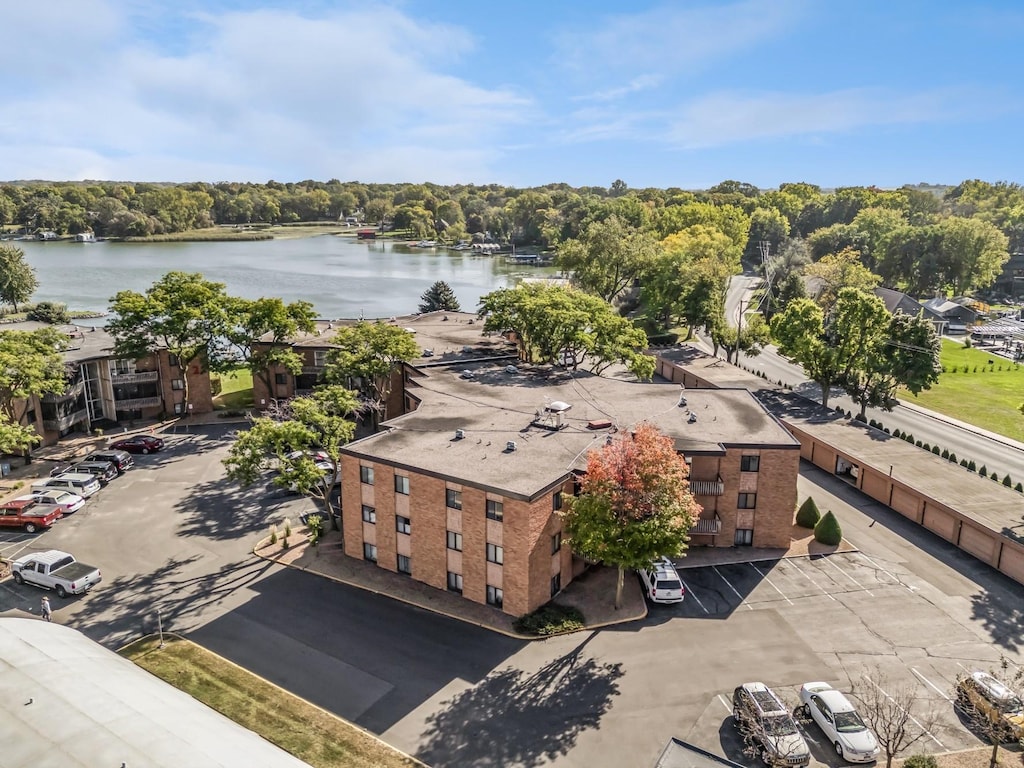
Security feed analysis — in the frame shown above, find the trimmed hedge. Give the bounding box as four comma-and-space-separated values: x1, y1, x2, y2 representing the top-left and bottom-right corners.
814, 511, 843, 546
903, 756, 938, 768
513, 603, 585, 636
796, 497, 822, 529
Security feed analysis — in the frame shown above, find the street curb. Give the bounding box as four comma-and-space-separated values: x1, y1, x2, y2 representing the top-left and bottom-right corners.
119, 633, 429, 768
252, 537, 650, 641
895, 399, 1024, 453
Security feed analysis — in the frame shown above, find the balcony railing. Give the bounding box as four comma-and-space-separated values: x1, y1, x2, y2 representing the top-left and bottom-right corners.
111, 370, 160, 384
115, 396, 162, 409
692, 513, 722, 535
300, 365, 324, 375
689, 476, 725, 496
42, 379, 86, 403
42, 407, 89, 432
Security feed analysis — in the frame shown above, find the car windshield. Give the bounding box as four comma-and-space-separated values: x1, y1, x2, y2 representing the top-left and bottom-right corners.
656, 579, 681, 591
834, 711, 867, 732
764, 715, 798, 736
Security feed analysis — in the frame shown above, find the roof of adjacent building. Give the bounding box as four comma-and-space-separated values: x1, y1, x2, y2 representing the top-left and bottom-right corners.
873, 288, 946, 323
342, 364, 798, 500
0, 321, 116, 364
0, 618, 311, 768
654, 739, 747, 768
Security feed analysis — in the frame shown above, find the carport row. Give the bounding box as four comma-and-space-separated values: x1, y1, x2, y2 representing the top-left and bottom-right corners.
674, 552, 915, 615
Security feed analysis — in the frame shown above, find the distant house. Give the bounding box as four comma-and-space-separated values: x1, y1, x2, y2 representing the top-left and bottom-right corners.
992, 251, 1024, 300
923, 297, 978, 331
873, 287, 948, 336
356, 228, 376, 240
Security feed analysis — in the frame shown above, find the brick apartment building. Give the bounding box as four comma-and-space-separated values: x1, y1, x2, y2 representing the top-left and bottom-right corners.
4, 322, 213, 447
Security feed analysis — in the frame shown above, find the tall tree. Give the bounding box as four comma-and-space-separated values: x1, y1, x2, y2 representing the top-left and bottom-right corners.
560, 423, 699, 609
0, 417, 42, 455
713, 311, 771, 364
804, 248, 881, 312
0, 327, 68, 460
0, 245, 39, 312
225, 296, 317, 403
935, 216, 1009, 294
108, 272, 233, 414
556, 215, 660, 304
323, 321, 420, 418
852, 668, 942, 768
418, 281, 462, 313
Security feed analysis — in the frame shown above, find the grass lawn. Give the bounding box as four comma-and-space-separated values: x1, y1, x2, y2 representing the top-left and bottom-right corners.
120, 636, 421, 768
212, 367, 254, 410
898, 339, 1024, 442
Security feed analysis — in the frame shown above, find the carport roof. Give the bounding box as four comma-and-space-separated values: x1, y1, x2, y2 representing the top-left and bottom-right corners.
0, 618, 311, 767
654, 738, 746, 768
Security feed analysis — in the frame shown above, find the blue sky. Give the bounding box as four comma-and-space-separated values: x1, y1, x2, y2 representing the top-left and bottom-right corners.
3, 0, 1021, 189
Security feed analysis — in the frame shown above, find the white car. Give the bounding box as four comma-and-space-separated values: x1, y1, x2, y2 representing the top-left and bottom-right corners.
25, 490, 86, 515
799, 682, 880, 763
638, 557, 685, 604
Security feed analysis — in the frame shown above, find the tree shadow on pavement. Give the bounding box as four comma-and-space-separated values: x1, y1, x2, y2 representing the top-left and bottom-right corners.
173, 473, 302, 541
416, 632, 622, 767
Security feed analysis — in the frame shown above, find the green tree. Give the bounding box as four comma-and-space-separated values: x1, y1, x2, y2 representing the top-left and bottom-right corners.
323, 322, 420, 418
418, 281, 462, 313
0, 245, 39, 312
107, 272, 233, 414
556, 216, 660, 304
935, 216, 1009, 294
559, 422, 699, 609
804, 248, 881, 311
0, 416, 42, 455
0, 327, 68, 459
225, 297, 317, 404
743, 207, 790, 263
223, 386, 358, 531
796, 497, 821, 528
364, 198, 393, 231
814, 510, 842, 545
714, 311, 771, 364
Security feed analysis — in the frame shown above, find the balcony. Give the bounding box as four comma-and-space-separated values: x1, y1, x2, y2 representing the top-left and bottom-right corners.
115, 396, 162, 409
41, 379, 86, 404
692, 513, 722, 535
111, 370, 160, 384
300, 366, 324, 375
42, 407, 89, 432
689, 476, 725, 496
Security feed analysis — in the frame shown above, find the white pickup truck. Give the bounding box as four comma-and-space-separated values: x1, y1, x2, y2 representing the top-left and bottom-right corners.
11, 550, 102, 598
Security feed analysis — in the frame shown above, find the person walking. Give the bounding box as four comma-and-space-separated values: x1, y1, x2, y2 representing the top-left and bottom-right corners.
40, 596, 52, 622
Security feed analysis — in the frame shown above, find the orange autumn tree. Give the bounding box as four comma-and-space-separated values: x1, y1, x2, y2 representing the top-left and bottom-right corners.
561, 422, 699, 609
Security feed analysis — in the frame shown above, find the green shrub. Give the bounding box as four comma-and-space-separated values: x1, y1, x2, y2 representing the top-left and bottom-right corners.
1016, 483, 1023, 493
968, 460, 977, 472
922, 443, 931, 451
796, 497, 822, 528
964, 337, 973, 349
883, 427, 890, 434
906, 433, 915, 443
931, 446, 940, 455
814, 511, 843, 546
513, 603, 585, 636
26, 301, 71, 324
1003, 474, 1013, 487
941, 449, 950, 459
948, 452, 957, 463
270, 530, 278, 546
903, 755, 938, 768
892, 429, 902, 439
961, 459, 969, 467
979, 465, 988, 478
915, 440, 923, 447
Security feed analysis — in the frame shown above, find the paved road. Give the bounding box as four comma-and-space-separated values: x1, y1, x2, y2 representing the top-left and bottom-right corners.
3, 427, 1022, 768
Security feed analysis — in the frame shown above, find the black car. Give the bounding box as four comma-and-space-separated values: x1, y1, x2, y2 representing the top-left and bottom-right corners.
85, 449, 135, 474
71, 460, 118, 485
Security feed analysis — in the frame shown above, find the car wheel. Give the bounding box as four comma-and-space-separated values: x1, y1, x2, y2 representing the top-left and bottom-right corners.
834, 742, 844, 759
12, 572, 24, 584
23, 522, 38, 533
141, 448, 150, 454
55, 585, 67, 599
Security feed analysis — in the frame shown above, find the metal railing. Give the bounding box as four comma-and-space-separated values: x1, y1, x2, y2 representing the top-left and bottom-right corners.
689, 476, 725, 496
111, 370, 160, 384
42, 408, 89, 432
114, 396, 162, 409
41, 379, 86, 403
692, 513, 722, 535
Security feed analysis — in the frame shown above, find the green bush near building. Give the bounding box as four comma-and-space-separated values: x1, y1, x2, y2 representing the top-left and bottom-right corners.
814, 511, 843, 546
796, 497, 822, 529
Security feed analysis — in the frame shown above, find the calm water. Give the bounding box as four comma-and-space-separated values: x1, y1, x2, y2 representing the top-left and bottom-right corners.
16, 236, 552, 320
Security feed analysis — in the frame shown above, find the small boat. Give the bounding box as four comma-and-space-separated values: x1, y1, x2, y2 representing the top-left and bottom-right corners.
412, 240, 438, 248
74, 232, 97, 243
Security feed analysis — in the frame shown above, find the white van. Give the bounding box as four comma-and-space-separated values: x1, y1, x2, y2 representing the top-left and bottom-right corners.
33, 473, 101, 499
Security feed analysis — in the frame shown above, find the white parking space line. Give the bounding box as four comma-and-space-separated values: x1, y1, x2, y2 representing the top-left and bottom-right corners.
911, 668, 952, 702
717, 694, 732, 713
856, 552, 914, 592
786, 559, 837, 601
865, 675, 944, 748
748, 562, 794, 606
823, 555, 874, 597
679, 577, 710, 614
713, 566, 752, 610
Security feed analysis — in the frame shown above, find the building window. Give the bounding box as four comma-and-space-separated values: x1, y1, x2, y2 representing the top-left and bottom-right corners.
486, 543, 504, 565
110, 359, 135, 375
397, 554, 412, 575
361, 505, 376, 523
740, 455, 760, 472
313, 350, 327, 367
551, 573, 561, 597
734, 528, 754, 546
360, 465, 374, 485
486, 500, 503, 522
737, 493, 757, 509
447, 572, 463, 594
25, 408, 36, 424
553, 491, 563, 511
396, 515, 411, 535
171, 378, 184, 390
363, 543, 377, 562
275, 373, 288, 385
446, 488, 462, 510
486, 585, 503, 608
173, 402, 184, 415
551, 532, 562, 554
446, 531, 463, 551
394, 475, 410, 495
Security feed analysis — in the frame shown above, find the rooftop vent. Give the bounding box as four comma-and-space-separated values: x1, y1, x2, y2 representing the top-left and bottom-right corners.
460, 370, 475, 380
688, 412, 698, 424
506, 440, 517, 452
505, 365, 518, 374
533, 399, 572, 431
454, 429, 466, 440
422, 348, 434, 357
678, 396, 687, 408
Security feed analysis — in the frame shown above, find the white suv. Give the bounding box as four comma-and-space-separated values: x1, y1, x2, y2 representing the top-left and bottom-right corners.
639, 557, 685, 604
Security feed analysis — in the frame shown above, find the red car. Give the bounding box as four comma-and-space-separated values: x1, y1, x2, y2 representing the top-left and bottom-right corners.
108, 435, 166, 454
0, 498, 63, 533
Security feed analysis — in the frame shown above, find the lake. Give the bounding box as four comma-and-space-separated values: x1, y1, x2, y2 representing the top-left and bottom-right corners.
16, 236, 554, 320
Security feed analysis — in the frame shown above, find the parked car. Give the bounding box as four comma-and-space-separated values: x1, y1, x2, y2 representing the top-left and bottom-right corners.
85, 449, 135, 473
11, 549, 102, 598
638, 557, 685, 604
733, 682, 811, 766
798, 682, 880, 763
109, 435, 165, 454
0, 498, 63, 533
71, 460, 118, 485
955, 670, 1024, 743
24, 490, 85, 515
32, 473, 101, 498
49, 462, 74, 477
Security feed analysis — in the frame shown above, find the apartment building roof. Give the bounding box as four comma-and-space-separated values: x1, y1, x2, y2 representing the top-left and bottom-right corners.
342, 364, 798, 500
1, 321, 115, 364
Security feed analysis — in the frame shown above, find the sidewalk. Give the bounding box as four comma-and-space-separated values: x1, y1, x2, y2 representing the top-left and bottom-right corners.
254, 523, 855, 639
